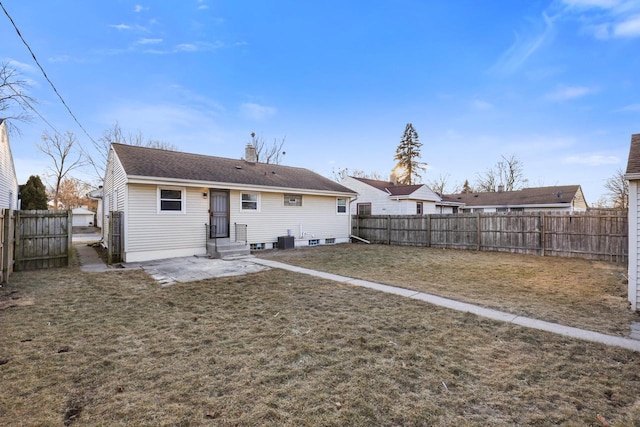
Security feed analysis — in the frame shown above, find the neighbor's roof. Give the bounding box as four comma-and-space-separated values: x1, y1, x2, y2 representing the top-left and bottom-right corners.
350, 177, 427, 196
625, 134, 640, 176
444, 185, 583, 207
112, 143, 355, 194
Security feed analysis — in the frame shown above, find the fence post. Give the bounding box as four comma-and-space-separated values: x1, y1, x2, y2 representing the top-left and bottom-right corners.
387, 215, 391, 245
426, 215, 431, 247
13, 210, 21, 271
477, 213, 482, 251
540, 212, 546, 257
67, 210, 73, 266
2, 209, 10, 282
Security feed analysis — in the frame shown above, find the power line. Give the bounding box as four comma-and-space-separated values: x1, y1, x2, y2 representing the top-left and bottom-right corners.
0, 1, 100, 153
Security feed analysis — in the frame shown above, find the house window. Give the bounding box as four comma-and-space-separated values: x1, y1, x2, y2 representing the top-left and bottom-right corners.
416, 202, 423, 215
309, 239, 319, 246
158, 187, 185, 213
325, 238, 336, 244
241, 192, 259, 211
357, 203, 371, 215
473, 208, 484, 213
510, 207, 524, 212
497, 207, 508, 213
337, 198, 347, 214
284, 194, 302, 206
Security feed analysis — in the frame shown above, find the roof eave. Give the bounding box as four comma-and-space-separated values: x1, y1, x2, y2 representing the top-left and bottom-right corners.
126, 175, 357, 197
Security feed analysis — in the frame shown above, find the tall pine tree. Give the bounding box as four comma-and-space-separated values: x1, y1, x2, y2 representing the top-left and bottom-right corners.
393, 123, 426, 185
19, 175, 48, 210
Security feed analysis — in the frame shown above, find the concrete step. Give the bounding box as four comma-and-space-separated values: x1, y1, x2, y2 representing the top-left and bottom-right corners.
207, 241, 251, 259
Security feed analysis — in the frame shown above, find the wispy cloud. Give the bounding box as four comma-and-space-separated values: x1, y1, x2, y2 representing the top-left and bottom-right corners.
5, 58, 34, 72
564, 154, 620, 165
471, 99, 493, 110
135, 38, 163, 45
560, 0, 640, 39
615, 103, 640, 112
240, 103, 277, 121
489, 13, 555, 75
545, 85, 595, 101
133, 5, 148, 13
110, 23, 132, 31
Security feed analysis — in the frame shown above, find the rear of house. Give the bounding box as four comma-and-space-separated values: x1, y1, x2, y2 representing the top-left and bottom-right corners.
341, 176, 441, 215
625, 133, 640, 311
102, 144, 356, 262
0, 120, 19, 210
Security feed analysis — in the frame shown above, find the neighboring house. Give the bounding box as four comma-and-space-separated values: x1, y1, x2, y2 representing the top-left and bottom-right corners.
87, 187, 103, 228
72, 207, 95, 227
443, 185, 588, 213
102, 143, 357, 263
0, 120, 19, 210
341, 176, 442, 215
625, 133, 640, 311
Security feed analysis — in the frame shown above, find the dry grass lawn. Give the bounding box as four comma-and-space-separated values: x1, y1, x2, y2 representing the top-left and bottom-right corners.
0, 245, 639, 426
257, 244, 638, 336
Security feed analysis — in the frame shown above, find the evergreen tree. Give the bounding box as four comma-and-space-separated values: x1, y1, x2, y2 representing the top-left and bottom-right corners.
20, 175, 48, 210
461, 179, 473, 194
393, 123, 426, 184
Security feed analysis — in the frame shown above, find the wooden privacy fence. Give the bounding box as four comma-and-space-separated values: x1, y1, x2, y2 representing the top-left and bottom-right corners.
15, 210, 72, 270
352, 211, 628, 263
0, 209, 15, 282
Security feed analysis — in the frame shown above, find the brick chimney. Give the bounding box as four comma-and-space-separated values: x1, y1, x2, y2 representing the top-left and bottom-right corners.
244, 143, 257, 163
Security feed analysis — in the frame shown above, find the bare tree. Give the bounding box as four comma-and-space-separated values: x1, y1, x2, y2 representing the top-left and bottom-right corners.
249, 132, 286, 164
332, 167, 383, 182
53, 176, 94, 209
0, 62, 36, 129
37, 131, 87, 209
475, 154, 525, 192
604, 168, 629, 209
90, 122, 178, 179
427, 174, 458, 195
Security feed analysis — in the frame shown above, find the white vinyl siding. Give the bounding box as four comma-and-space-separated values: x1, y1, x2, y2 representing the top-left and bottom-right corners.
629, 180, 640, 310
125, 184, 209, 261
230, 191, 351, 245
341, 176, 438, 215
102, 148, 128, 244
0, 122, 18, 210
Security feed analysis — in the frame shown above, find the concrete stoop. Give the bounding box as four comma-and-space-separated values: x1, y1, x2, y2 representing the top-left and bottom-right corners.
207, 239, 251, 259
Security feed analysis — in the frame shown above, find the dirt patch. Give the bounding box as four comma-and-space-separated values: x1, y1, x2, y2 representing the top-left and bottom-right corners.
0, 263, 640, 425
0, 289, 34, 310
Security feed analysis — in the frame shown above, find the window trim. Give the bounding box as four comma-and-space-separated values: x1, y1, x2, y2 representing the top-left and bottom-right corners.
416, 201, 423, 215
336, 198, 347, 215
357, 203, 371, 215
241, 192, 260, 212
157, 186, 186, 214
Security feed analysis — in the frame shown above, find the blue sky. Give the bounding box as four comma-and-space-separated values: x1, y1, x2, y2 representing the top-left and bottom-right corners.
1, 0, 639, 204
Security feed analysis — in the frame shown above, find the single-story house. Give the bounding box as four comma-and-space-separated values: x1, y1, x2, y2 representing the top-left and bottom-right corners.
102, 143, 357, 263
624, 133, 640, 311
443, 185, 588, 213
0, 119, 19, 210
72, 207, 95, 227
340, 176, 442, 215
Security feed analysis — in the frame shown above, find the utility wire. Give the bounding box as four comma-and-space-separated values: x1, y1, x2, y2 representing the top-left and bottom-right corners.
0, 1, 100, 153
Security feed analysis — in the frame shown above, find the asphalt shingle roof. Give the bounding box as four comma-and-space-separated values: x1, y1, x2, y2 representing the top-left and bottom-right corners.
112, 143, 355, 194
626, 134, 640, 175
443, 185, 582, 207
350, 177, 426, 196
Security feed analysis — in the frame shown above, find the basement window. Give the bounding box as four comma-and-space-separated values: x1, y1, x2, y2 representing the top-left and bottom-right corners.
325, 238, 336, 244
309, 239, 319, 246
284, 194, 302, 206
250, 243, 265, 250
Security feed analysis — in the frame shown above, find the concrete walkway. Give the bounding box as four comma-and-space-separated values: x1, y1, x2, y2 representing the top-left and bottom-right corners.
250, 258, 640, 352
75, 243, 114, 273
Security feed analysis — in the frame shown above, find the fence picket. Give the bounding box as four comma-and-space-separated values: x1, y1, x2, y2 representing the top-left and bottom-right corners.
352, 211, 628, 263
